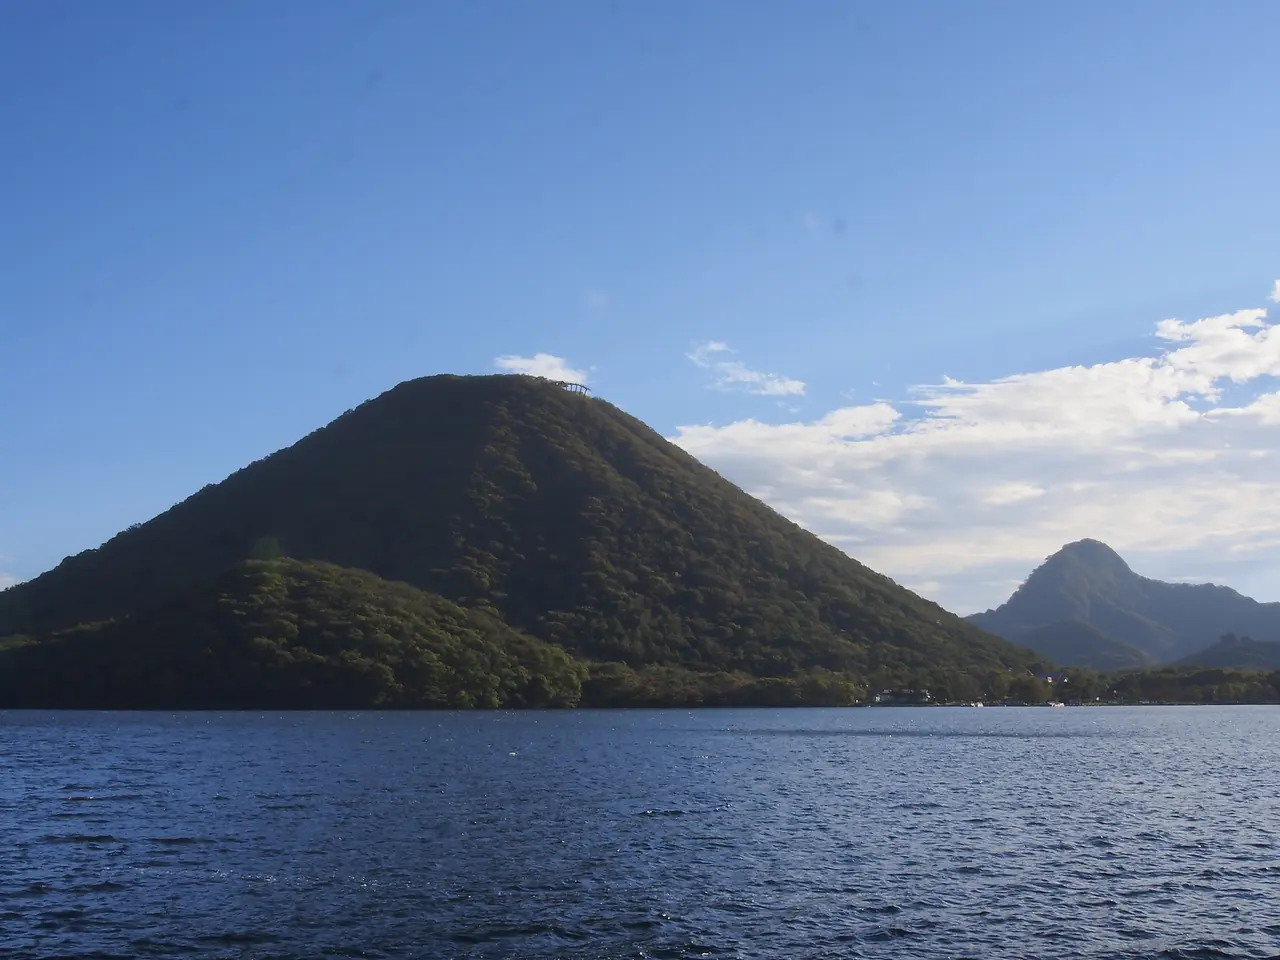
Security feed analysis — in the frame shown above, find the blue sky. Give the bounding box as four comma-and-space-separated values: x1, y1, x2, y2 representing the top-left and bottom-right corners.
3, 1, 1279, 612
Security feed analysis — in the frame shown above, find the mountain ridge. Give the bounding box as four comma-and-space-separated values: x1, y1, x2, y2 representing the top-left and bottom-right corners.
968, 539, 1280, 668
1014, 619, 1154, 672
1179, 633, 1280, 670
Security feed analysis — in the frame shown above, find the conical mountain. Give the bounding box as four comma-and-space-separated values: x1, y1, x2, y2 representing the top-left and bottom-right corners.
1, 374, 1038, 704
972, 539, 1158, 638
968, 539, 1280, 666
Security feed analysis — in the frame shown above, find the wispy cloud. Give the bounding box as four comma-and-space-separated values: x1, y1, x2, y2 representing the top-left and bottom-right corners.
981, 483, 1047, 506
494, 353, 590, 384
687, 342, 806, 397
1271, 279, 1280, 303
0, 573, 18, 591
672, 287, 1280, 614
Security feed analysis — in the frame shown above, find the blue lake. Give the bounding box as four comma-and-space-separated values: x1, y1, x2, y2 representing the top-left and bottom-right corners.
2, 707, 1278, 959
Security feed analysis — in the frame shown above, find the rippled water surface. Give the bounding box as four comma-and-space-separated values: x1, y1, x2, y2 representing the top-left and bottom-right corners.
3, 708, 1279, 959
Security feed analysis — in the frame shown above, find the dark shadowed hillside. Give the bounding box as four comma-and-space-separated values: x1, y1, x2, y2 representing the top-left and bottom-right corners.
0, 375, 1039, 706
1179, 633, 1280, 670
1015, 619, 1153, 672
0, 558, 952, 710
968, 539, 1280, 667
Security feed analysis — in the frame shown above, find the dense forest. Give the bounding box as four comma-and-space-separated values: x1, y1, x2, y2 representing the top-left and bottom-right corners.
0, 560, 582, 709
0, 559, 927, 709
1107, 667, 1280, 704
0, 375, 1045, 709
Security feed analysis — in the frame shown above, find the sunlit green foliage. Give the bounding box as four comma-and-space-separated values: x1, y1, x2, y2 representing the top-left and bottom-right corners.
0, 560, 583, 709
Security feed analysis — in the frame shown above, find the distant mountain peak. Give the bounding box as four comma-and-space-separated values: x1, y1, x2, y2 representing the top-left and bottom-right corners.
1058, 537, 1122, 556
1008, 539, 1137, 608
968, 538, 1280, 669
1046, 538, 1132, 573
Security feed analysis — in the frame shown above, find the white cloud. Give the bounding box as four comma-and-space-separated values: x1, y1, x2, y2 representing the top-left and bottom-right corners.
0, 573, 18, 591
1239, 391, 1280, 425
688, 342, 806, 396
671, 289, 1280, 614
1271, 279, 1280, 303
494, 353, 589, 384
982, 483, 1047, 506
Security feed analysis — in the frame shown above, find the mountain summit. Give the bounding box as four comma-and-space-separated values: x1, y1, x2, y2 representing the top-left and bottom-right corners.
968, 540, 1280, 668
0, 374, 1037, 707
1050, 539, 1134, 577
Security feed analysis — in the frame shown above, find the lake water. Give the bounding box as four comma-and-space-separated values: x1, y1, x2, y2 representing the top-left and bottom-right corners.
2, 707, 1278, 960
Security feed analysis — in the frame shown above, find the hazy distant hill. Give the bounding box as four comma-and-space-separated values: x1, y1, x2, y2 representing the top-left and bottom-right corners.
968, 539, 1280, 669
1179, 634, 1280, 670
1015, 619, 1153, 672
0, 374, 1039, 707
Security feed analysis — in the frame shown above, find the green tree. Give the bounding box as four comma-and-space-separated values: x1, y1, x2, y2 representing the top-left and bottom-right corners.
1008, 675, 1050, 703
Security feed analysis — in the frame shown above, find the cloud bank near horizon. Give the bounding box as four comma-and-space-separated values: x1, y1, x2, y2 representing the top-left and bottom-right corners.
671, 287, 1280, 614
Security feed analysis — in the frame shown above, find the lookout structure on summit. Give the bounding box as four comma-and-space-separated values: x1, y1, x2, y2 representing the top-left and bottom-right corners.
551, 380, 591, 395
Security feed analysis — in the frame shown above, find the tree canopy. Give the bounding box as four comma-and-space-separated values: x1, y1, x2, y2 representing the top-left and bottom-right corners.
0, 560, 583, 709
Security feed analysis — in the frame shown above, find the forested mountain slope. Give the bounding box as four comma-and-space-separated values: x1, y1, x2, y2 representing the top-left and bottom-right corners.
0, 375, 1040, 704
